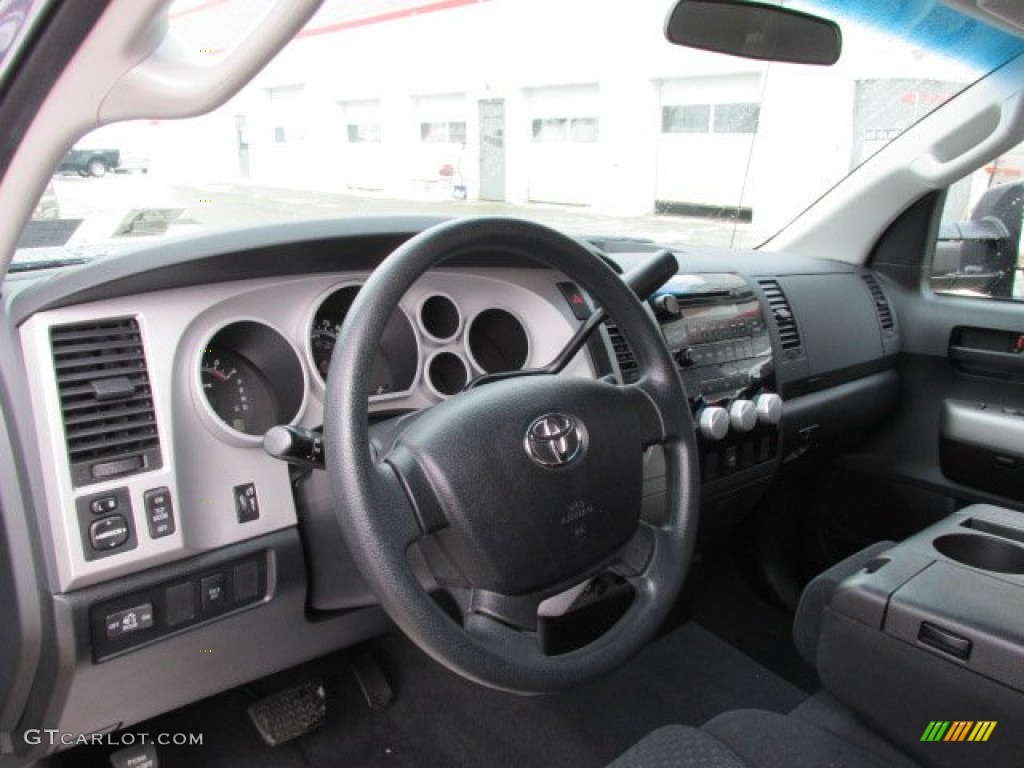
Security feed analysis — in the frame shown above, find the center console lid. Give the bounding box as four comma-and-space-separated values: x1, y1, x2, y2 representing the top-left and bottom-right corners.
818, 504, 1024, 766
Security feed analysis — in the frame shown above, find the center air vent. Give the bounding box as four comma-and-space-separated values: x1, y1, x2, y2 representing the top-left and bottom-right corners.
51, 317, 162, 487
757, 279, 803, 352
862, 274, 895, 332
605, 322, 639, 383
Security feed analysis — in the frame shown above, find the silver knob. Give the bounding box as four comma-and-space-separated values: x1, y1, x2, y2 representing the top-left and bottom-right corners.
698, 406, 729, 440
754, 393, 783, 425
729, 399, 757, 432
653, 294, 680, 317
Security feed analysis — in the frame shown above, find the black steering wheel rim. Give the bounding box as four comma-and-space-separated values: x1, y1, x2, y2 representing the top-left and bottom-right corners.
325, 216, 699, 693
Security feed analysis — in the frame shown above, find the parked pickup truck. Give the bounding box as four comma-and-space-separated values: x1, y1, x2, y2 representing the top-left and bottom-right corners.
57, 147, 149, 177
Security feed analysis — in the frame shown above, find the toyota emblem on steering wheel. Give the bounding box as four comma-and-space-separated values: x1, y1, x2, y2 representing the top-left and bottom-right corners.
525, 413, 586, 467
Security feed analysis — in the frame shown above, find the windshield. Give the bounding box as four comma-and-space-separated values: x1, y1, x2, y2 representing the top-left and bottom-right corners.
15, 0, 1024, 265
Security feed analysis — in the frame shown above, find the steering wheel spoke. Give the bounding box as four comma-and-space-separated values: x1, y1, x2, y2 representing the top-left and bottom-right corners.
454, 587, 546, 632
612, 521, 658, 582
618, 382, 670, 448
368, 460, 432, 549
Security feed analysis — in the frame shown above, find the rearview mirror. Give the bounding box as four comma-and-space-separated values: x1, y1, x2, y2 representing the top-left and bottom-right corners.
665, 0, 842, 66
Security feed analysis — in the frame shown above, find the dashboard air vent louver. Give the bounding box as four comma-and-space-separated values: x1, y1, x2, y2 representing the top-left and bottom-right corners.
50, 317, 162, 487
757, 279, 802, 351
861, 274, 894, 331
604, 322, 639, 383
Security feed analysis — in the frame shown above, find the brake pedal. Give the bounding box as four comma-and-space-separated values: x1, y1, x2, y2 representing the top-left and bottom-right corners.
247, 679, 326, 746
351, 652, 394, 710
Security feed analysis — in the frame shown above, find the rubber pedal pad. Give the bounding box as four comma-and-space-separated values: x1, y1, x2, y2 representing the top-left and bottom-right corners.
247, 679, 326, 746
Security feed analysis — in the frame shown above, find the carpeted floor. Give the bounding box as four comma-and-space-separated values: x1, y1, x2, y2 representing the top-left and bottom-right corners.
59, 620, 806, 768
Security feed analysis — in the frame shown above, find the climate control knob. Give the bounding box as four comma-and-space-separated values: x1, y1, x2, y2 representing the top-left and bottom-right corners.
698, 406, 730, 441
729, 399, 757, 433
754, 393, 783, 425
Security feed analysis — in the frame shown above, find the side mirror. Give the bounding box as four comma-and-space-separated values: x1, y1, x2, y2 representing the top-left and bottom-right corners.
665, 0, 841, 65
934, 182, 1024, 298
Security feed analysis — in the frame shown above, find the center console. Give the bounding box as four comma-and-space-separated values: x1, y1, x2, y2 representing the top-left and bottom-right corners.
816, 504, 1024, 767
652, 274, 781, 485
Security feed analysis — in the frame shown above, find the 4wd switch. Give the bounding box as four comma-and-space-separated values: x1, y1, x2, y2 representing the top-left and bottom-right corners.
144, 487, 175, 539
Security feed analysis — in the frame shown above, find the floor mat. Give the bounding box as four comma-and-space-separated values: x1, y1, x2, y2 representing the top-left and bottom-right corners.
57, 621, 805, 768
298, 621, 805, 768
680, 549, 821, 693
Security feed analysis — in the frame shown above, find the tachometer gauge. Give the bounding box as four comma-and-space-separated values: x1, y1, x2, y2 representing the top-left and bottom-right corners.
310, 285, 419, 397
196, 322, 306, 443
200, 345, 281, 436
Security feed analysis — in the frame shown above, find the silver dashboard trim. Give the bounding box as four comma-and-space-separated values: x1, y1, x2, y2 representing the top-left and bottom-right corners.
18, 268, 590, 592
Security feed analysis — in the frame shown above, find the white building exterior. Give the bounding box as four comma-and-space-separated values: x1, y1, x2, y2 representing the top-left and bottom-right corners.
141, 0, 975, 238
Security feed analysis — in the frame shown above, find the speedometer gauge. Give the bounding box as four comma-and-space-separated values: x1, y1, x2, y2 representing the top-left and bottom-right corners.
310, 317, 340, 380
310, 285, 419, 397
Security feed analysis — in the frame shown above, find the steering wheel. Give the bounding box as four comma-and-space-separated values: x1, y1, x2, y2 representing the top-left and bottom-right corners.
324, 217, 699, 694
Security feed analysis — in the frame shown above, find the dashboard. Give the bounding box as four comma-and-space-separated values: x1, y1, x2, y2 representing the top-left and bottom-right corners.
18, 263, 593, 592
2, 217, 902, 755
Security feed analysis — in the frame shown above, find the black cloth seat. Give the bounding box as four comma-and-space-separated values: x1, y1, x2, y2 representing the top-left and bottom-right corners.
607, 696, 920, 768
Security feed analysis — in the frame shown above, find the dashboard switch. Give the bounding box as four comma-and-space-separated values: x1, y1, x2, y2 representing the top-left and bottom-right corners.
166, 582, 197, 626
89, 515, 130, 551
233, 561, 260, 604
144, 487, 175, 539
698, 406, 730, 441
234, 483, 260, 523
729, 400, 757, 433
90, 496, 118, 514
201, 573, 228, 614
104, 603, 154, 639
556, 281, 592, 320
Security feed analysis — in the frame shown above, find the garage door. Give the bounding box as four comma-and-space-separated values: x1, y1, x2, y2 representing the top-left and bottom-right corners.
339, 99, 385, 191
526, 84, 600, 206
656, 74, 761, 215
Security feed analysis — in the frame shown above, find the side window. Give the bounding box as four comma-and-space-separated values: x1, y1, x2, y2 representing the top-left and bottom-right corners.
931, 143, 1024, 301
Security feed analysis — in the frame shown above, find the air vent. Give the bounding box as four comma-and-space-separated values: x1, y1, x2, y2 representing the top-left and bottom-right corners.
50, 317, 162, 487
605, 322, 639, 383
862, 274, 895, 331
757, 279, 802, 351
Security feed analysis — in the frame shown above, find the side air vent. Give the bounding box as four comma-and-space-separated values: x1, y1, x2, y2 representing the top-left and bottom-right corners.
757, 279, 803, 352
605, 322, 639, 383
862, 274, 895, 332
50, 317, 162, 487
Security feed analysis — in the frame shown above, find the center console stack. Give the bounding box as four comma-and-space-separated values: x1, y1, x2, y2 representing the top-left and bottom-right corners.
816, 504, 1024, 767
650, 274, 781, 485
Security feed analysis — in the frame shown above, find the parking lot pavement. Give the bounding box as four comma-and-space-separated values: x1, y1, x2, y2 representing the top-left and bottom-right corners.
48, 174, 753, 250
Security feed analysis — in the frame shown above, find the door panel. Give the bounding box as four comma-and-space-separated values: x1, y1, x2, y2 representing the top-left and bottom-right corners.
846, 285, 1024, 514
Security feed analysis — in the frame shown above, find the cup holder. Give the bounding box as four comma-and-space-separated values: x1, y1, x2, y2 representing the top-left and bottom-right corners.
933, 533, 1024, 574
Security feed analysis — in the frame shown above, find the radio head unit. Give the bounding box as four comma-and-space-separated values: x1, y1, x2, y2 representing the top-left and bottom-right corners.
653, 273, 773, 403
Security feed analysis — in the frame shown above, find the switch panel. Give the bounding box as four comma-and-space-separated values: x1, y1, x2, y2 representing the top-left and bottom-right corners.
90, 554, 269, 661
